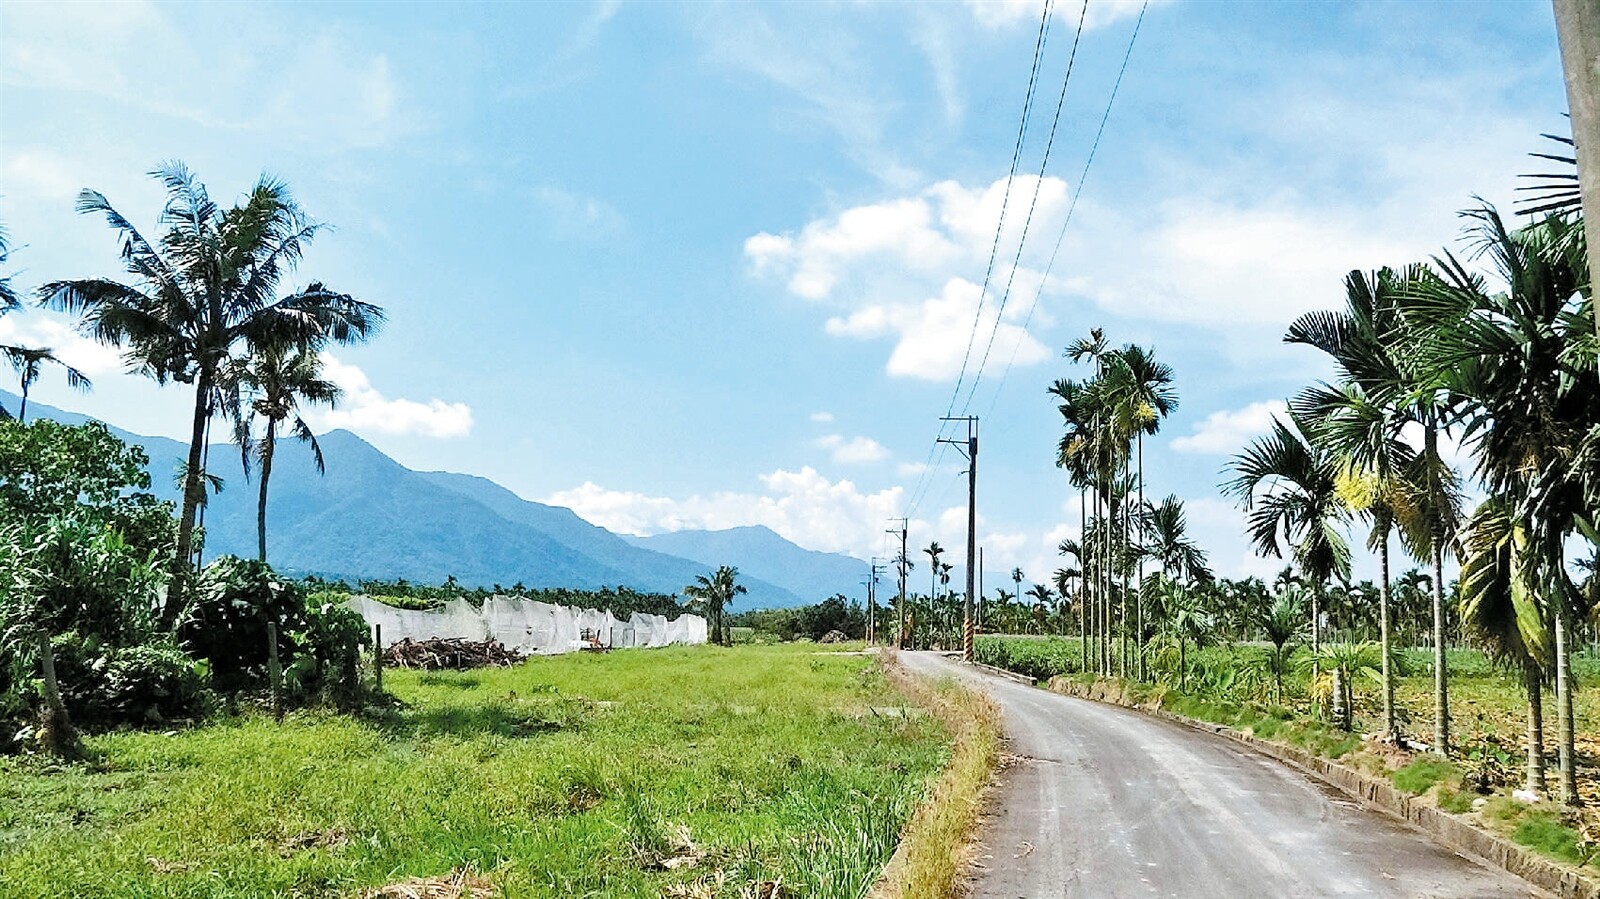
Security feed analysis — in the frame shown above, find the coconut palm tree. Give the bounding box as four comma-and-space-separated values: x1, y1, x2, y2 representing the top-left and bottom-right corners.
923, 541, 945, 609
39, 164, 383, 629
238, 342, 341, 562
1406, 206, 1598, 802
4, 346, 90, 422
1225, 413, 1353, 668
684, 565, 747, 646
0, 223, 92, 422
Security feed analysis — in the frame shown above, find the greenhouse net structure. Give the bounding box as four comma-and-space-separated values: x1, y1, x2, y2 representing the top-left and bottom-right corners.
344, 595, 708, 654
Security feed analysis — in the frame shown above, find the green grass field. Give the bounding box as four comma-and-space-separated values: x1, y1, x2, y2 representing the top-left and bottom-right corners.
0, 644, 949, 899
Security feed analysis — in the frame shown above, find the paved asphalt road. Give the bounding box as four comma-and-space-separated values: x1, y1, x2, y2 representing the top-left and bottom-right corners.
899, 651, 1546, 899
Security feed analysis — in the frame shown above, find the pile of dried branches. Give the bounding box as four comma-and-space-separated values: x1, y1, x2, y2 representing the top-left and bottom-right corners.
382, 637, 525, 670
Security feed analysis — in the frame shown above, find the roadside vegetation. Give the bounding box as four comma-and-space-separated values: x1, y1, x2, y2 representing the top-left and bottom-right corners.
0, 643, 951, 898
951, 137, 1600, 876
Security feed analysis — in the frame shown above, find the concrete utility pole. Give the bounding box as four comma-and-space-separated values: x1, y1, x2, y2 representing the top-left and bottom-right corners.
887, 518, 908, 648
865, 558, 885, 643
1555, 0, 1600, 362
940, 417, 978, 663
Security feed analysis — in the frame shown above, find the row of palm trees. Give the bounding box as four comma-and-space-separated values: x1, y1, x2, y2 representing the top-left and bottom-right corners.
1050, 333, 1197, 680
1227, 203, 1599, 805
3, 163, 384, 630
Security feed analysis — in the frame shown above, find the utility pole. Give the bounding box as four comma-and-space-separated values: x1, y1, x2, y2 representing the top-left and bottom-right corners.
940, 416, 978, 663
887, 518, 908, 648
865, 558, 885, 644
1555, 0, 1600, 364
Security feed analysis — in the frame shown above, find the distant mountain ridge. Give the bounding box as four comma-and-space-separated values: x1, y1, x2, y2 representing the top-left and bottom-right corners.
624, 526, 869, 604
1, 389, 842, 609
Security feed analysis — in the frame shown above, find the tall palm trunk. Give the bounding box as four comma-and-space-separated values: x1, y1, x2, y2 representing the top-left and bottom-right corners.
165, 372, 212, 631
17, 384, 27, 423
1080, 485, 1089, 671
257, 418, 276, 562
1555, 607, 1578, 804
1526, 660, 1548, 796
1136, 432, 1146, 681
1377, 516, 1397, 740
1101, 480, 1111, 676
1431, 540, 1450, 756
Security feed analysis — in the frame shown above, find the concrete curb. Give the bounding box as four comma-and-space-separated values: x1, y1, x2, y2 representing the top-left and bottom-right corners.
1043, 677, 1597, 899
965, 659, 1038, 686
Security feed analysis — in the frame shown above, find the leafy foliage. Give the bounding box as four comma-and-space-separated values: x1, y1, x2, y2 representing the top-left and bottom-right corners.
181, 556, 368, 704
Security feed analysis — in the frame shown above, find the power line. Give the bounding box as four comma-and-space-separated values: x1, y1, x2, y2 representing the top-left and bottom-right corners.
903, 0, 1056, 523
959, 0, 1091, 415
982, 0, 1151, 422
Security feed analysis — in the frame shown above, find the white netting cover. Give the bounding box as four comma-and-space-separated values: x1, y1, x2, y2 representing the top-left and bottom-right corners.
345, 595, 707, 654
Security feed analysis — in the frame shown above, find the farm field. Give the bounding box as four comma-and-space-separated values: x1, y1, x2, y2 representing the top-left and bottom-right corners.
0, 644, 948, 899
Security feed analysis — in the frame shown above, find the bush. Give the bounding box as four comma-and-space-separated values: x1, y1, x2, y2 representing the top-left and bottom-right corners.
182, 556, 369, 705
103, 643, 208, 725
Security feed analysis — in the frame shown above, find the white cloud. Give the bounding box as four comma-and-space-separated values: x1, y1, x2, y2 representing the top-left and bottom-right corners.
825, 276, 1050, 381
315, 354, 473, 439
747, 175, 1068, 381
897, 461, 929, 478
0, 312, 124, 376
1172, 400, 1288, 455
809, 411, 834, 423
815, 433, 891, 464
543, 467, 906, 559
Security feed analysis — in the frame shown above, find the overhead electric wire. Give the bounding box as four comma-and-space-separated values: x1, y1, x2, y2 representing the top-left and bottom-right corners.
901, 0, 1056, 523
981, 0, 1149, 422
958, 0, 1091, 415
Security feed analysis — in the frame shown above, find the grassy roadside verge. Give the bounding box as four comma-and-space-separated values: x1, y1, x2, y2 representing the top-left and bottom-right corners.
871, 651, 1002, 899
0, 644, 950, 898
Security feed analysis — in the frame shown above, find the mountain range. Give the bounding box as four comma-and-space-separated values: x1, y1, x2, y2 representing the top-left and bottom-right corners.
2, 389, 868, 609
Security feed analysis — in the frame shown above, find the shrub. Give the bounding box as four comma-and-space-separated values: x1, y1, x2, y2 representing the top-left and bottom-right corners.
182, 556, 369, 705
102, 643, 208, 724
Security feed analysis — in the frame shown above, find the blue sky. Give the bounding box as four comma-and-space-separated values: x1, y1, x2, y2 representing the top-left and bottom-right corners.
0, 0, 1572, 585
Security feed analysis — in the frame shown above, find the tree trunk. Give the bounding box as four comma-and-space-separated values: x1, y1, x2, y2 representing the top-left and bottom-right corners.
1527, 660, 1548, 796
164, 373, 212, 631
1431, 541, 1450, 756
1137, 432, 1146, 681
1378, 519, 1397, 741
18, 385, 27, 423
257, 418, 276, 562
1555, 606, 1579, 804
1332, 665, 1349, 731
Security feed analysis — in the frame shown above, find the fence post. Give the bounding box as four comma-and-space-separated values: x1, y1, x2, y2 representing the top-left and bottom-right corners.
266, 620, 283, 722
373, 624, 383, 693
